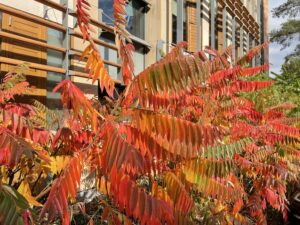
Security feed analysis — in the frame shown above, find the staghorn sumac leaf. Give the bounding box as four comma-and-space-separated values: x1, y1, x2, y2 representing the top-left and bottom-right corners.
102, 122, 146, 175
0, 127, 36, 168
17, 181, 42, 207
39, 152, 84, 225
0, 185, 31, 225
132, 109, 222, 159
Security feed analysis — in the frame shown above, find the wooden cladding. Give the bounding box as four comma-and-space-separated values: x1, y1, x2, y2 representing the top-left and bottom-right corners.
186, 1, 197, 52
221, 0, 260, 39
185, 0, 260, 53
0, 13, 48, 101
0, 1, 123, 106
0, 2, 119, 69
0, 3, 120, 73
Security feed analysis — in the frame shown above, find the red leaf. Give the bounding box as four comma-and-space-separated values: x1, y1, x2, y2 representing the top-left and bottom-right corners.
233, 198, 243, 214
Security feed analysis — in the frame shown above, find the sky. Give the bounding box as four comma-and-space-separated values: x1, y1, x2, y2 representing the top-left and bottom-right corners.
268, 0, 297, 75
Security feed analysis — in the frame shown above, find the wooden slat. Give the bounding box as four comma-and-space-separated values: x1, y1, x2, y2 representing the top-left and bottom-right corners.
222, 0, 259, 39
69, 70, 122, 84
70, 49, 121, 68
186, 2, 197, 52
0, 3, 66, 32
27, 88, 47, 97
34, 0, 114, 34
69, 10, 115, 33
34, 0, 66, 12
70, 30, 118, 51
90, 18, 114, 33
0, 57, 122, 83
0, 56, 66, 74
0, 4, 122, 50
0, 31, 66, 53
33, 0, 116, 35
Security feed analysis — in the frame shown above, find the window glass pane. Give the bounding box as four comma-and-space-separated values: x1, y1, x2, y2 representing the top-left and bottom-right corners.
47, 28, 63, 109
99, 0, 145, 39
48, 28, 63, 47
47, 72, 64, 109
172, 0, 187, 43
99, 36, 119, 80
47, 28, 63, 67
126, 0, 145, 39
47, 50, 63, 67
99, 0, 114, 25
172, 0, 177, 15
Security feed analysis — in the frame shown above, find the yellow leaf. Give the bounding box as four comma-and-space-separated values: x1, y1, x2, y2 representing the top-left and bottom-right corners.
1, 166, 8, 184
49, 156, 70, 175
98, 176, 110, 195
18, 181, 42, 207
214, 201, 226, 213
81, 44, 91, 60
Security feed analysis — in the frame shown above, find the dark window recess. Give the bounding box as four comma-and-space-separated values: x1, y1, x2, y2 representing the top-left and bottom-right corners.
172, 0, 187, 44
172, 14, 177, 44
183, 21, 187, 42
183, 0, 187, 42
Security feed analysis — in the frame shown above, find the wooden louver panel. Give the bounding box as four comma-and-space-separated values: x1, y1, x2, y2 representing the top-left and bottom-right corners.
0, 13, 47, 102
186, 1, 197, 52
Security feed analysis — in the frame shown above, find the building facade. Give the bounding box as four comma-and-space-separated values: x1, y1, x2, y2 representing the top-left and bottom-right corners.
145, 0, 269, 66
0, 0, 268, 107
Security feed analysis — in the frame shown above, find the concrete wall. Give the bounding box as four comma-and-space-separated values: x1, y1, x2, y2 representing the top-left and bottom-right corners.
201, 1, 210, 50
144, 0, 170, 67
0, 0, 44, 17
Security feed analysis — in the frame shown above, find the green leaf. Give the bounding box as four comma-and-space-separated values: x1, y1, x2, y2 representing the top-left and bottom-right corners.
0, 185, 31, 225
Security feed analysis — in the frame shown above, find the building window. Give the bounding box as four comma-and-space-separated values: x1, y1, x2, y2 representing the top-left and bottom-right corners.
209, 0, 218, 49
99, 37, 119, 80
47, 28, 64, 109
47, 29, 63, 67
126, 0, 145, 39
99, 0, 114, 25
99, 0, 145, 39
172, 0, 177, 44
172, 0, 187, 44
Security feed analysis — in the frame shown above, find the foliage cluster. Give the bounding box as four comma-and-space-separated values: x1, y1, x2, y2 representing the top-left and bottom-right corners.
0, 1, 299, 225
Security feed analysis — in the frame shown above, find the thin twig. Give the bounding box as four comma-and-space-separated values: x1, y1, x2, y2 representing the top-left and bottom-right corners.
35, 183, 52, 200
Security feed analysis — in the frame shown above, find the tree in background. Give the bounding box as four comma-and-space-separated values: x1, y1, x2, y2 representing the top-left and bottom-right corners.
270, 0, 300, 115
270, 0, 300, 61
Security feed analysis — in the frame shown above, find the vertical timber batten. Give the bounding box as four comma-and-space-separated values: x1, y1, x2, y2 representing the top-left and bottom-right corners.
166, 0, 170, 53
196, 0, 201, 51
61, 0, 70, 79
222, 5, 227, 49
